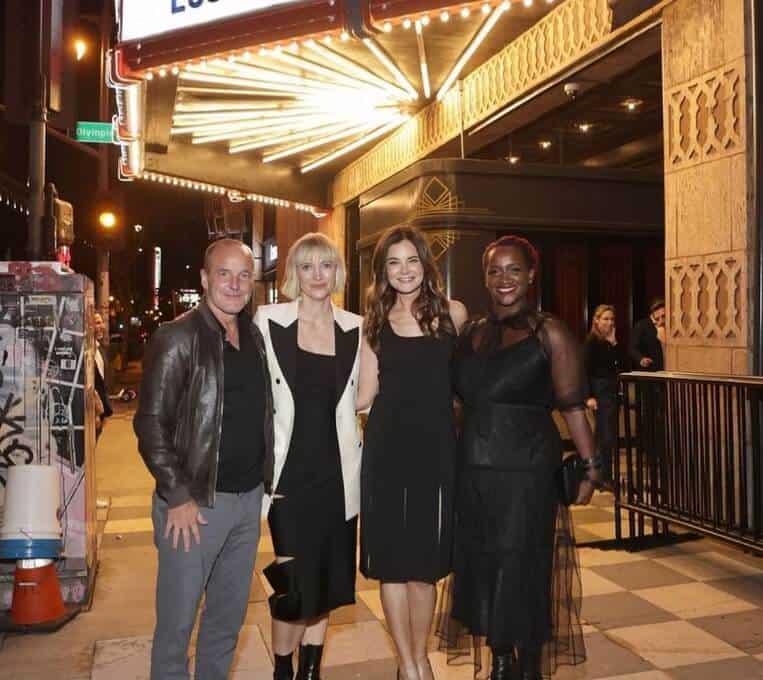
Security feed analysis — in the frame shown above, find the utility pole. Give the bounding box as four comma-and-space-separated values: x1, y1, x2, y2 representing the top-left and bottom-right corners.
28, 0, 47, 260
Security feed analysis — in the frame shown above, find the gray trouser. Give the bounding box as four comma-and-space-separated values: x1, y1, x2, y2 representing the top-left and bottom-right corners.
150, 485, 264, 680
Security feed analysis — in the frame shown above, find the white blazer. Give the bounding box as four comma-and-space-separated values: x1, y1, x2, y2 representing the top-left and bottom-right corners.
254, 300, 363, 520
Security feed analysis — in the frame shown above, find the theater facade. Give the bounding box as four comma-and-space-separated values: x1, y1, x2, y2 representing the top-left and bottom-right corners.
110, 0, 761, 375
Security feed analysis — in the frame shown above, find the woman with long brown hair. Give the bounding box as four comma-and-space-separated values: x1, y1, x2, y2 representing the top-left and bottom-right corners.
583, 304, 622, 484
357, 225, 467, 680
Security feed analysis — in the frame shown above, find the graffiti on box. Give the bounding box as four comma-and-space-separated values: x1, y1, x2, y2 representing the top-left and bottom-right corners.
0, 290, 88, 560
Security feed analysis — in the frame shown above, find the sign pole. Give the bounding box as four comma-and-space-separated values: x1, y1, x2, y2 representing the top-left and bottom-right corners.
28, 0, 48, 260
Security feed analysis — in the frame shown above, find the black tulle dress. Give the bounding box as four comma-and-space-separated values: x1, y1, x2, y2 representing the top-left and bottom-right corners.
437, 312, 586, 678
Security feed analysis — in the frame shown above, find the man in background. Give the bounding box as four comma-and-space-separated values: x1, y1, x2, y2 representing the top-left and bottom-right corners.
93, 311, 112, 438
629, 299, 665, 371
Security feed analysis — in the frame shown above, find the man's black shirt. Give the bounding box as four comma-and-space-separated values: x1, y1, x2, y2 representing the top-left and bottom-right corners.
216, 314, 266, 493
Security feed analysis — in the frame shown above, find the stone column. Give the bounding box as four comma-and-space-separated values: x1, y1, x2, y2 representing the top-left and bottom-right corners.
662, 0, 757, 374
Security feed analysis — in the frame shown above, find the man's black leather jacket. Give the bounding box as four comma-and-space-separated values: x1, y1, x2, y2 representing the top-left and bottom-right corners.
133, 299, 274, 508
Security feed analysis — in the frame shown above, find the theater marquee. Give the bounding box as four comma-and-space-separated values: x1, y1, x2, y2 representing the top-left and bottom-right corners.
118, 0, 302, 42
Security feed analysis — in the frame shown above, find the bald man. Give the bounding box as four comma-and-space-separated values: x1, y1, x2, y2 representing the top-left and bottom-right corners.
135, 239, 274, 680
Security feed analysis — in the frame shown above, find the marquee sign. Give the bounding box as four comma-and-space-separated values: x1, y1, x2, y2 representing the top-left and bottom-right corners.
118, 0, 303, 43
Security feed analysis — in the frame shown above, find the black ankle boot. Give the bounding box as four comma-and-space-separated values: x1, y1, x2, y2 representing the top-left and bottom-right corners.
296, 644, 323, 680
274, 652, 294, 680
490, 649, 518, 679
517, 646, 542, 680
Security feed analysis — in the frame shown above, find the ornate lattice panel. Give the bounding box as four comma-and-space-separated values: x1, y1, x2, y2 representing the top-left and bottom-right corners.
460, 0, 612, 127
331, 0, 613, 205
665, 60, 745, 171
667, 253, 747, 345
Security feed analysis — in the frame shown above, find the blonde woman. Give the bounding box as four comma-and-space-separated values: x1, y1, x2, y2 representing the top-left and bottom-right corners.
583, 304, 622, 484
255, 233, 363, 680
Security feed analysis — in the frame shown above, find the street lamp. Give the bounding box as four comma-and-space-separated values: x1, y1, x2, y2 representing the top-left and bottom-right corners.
99, 210, 116, 228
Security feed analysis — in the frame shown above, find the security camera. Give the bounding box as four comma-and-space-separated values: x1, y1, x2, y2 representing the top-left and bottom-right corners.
564, 82, 581, 99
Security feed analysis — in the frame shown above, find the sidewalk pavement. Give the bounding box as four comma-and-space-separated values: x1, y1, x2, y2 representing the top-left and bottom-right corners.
0, 400, 762, 679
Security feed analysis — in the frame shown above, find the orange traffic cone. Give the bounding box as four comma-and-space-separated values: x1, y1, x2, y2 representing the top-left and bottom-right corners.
10, 559, 66, 625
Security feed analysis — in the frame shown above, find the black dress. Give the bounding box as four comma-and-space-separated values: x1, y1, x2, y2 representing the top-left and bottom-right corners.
264, 348, 357, 622
583, 334, 622, 481
360, 322, 456, 583
437, 314, 585, 677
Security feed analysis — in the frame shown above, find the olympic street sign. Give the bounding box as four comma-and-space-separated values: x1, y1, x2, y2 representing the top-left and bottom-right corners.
119, 0, 303, 43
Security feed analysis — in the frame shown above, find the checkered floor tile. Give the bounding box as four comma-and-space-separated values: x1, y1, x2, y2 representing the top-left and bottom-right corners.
91, 491, 763, 679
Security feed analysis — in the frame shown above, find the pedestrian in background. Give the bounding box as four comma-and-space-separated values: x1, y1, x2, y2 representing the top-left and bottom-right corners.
357, 225, 467, 680
255, 233, 362, 680
134, 238, 273, 680
629, 299, 665, 371
583, 304, 621, 485
93, 311, 112, 439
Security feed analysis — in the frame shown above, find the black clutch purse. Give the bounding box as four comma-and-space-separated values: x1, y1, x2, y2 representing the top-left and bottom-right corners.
557, 453, 588, 506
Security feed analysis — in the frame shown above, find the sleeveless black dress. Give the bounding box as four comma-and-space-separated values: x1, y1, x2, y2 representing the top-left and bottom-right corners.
437, 315, 586, 677
264, 348, 357, 621
360, 322, 456, 583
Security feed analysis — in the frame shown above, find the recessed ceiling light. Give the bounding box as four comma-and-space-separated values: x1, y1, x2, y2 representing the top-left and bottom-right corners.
421, 14, 431, 25
460, 6, 471, 17
403, 17, 412, 28
622, 97, 643, 112
481, 3, 491, 14
440, 10, 450, 22
383, 21, 392, 32
539, 139, 552, 150
577, 122, 592, 133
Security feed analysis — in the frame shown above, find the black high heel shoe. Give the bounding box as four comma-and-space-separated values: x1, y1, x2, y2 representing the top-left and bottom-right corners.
296, 644, 323, 680
491, 649, 518, 679
274, 651, 294, 680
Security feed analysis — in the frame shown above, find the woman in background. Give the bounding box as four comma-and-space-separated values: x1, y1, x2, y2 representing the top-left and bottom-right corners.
358, 225, 467, 680
583, 304, 621, 485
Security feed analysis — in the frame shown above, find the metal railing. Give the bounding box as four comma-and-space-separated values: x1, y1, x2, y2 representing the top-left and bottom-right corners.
616, 371, 763, 553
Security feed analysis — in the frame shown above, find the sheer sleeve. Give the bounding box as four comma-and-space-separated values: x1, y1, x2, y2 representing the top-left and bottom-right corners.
538, 316, 596, 460
537, 317, 587, 412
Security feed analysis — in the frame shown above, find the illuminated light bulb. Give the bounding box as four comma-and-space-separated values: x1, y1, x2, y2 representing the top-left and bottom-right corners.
508, 155, 520, 164
340, 30, 350, 41
159, 68, 167, 78
243, 51, 252, 59
403, 18, 412, 29
539, 139, 552, 150
259, 47, 268, 56
577, 122, 591, 133
421, 14, 430, 25
383, 21, 392, 32
481, 3, 491, 13
523, 0, 533, 6
74, 39, 87, 61
323, 34, 333, 44
460, 7, 471, 18
440, 10, 450, 21
171, 65, 180, 75
145, 71, 154, 80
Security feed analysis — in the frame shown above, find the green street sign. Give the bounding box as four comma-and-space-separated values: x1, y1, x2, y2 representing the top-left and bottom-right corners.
75, 121, 114, 144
